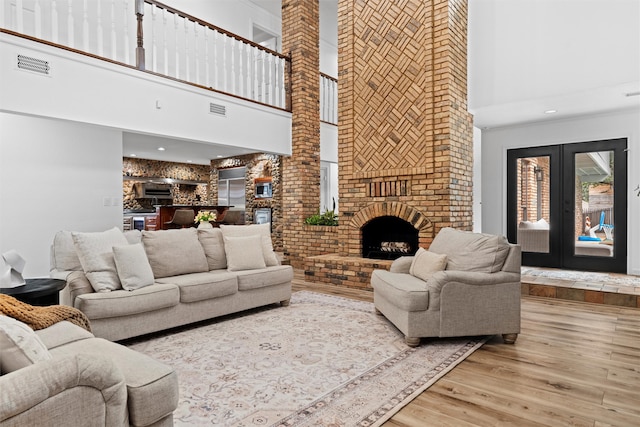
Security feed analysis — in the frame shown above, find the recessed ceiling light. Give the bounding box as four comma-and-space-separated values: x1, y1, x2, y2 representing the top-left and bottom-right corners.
544, 109, 557, 114
157, 147, 166, 151
130, 153, 137, 157
187, 160, 193, 163
217, 155, 224, 158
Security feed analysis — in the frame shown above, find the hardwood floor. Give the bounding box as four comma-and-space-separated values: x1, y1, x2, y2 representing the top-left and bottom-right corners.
292, 272, 640, 426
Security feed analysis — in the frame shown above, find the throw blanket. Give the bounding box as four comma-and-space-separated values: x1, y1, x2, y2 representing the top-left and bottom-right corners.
0, 294, 91, 332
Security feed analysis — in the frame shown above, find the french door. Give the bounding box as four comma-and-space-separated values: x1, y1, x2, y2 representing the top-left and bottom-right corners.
507, 139, 627, 273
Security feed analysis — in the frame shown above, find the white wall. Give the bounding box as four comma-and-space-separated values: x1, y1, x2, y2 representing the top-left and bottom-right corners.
0, 113, 123, 277
481, 108, 640, 275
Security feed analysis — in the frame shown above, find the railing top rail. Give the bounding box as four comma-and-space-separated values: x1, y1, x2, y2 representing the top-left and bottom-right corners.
320, 72, 337, 82
145, 0, 290, 61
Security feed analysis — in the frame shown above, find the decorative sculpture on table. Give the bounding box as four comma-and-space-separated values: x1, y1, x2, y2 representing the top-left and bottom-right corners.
0, 250, 26, 288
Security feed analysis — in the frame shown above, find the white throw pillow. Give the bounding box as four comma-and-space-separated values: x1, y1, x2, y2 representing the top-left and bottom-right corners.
223, 235, 267, 271
0, 315, 52, 374
409, 248, 448, 282
113, 243, 155, 291
72, 227, 129, 292
220, 223, 279, 266
50, 230, 83, 272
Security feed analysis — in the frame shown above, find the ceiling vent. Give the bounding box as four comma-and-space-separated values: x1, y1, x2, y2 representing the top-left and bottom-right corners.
209, 102, 227, 117
17, 54, 50, 75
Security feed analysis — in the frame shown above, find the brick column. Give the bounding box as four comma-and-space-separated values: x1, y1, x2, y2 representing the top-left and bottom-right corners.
281, 0, 321, 266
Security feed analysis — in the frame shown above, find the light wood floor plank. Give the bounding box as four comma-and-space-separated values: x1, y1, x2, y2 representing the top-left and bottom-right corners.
291, 272, 640, 426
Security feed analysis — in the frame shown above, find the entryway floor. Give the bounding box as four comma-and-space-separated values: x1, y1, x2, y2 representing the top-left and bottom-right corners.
521, 266, 640, 308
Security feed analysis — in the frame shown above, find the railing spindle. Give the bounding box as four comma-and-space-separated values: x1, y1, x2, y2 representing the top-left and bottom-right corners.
194, 21, 200, 85
96, 0, 103, 56
183, 18, 189, 82
123, 0, 130, 64
245, 44, 252, 99
51, 0, 59, 43
174, 12, 179, 79
150, 4, 157, 71
260, 50, 266, 103
162, 8, 168, 76
34, 0, 42, 39
204, 26, 210, 88
222, 35, 228, 92
213, 30, 219, 89
237, 39, 243, 97
67, 1, 75, 48
82, 0, 89, 52
110, 0, 117, 59
16, 0, 24, 34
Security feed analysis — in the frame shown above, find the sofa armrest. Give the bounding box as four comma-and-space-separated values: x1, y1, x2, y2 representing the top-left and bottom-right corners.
0, 354, 128, 427
60, 271, 94, 307
390, 256, 414, 274
427, 270, 521, 293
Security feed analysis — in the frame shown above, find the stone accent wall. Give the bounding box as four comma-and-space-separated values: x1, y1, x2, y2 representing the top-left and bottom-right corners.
211, 154, 284, 251
335, 0, 473, 259
122, 158, 210, 210
281, 0, 324, 266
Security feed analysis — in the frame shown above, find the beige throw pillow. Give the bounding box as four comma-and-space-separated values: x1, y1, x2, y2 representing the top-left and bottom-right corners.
72, 227, 129, 292
142, 228, 208, 278
198, 228, 227, 270
113, 243, 155, 291
409, 248, 448, 282
220, 223, 279, 266
223, 235, 266, 271
0, 315, 52, 374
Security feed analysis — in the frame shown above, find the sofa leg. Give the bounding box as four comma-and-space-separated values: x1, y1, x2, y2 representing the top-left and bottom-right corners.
374, 307, 383, 315
405, 337, 421, 347
502, 333, 518, 344
280, 299, 291, 307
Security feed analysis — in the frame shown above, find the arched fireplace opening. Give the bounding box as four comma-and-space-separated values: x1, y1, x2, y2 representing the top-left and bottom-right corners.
361, 216, 419, 260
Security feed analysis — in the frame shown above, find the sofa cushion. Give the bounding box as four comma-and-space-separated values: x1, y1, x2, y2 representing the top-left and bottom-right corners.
35, 320, 94, 351
50, 337, 179, 427
50, 230, 83, 272
220, 223, 279, 266
409, 248, 448, 281
371, 270, 430, 311
234, 265, 294, 291
113, 243, 155, 291
74, 284, 180, 320
223, 234, 267, 271
72, 228, 129, 292
197, 228, 227, 270
429, 227, 511, 273
142, 228, 208, 279
0, 315, 52, 374
156, 271, 238, 303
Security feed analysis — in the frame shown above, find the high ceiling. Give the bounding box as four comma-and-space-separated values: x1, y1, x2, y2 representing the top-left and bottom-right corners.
124, 0, 639, 165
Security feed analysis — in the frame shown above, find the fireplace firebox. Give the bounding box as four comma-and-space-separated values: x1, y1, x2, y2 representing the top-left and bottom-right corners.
361, 216, 419, 260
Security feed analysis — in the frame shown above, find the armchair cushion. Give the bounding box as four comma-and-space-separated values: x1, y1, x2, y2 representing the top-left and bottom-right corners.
409, 248, 447, 281
0, 316, 52, 374
429, 227, 511, 273
371, 271, 429, 311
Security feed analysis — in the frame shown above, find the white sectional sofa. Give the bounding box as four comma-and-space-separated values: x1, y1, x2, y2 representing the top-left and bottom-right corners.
50, 224, 292, 341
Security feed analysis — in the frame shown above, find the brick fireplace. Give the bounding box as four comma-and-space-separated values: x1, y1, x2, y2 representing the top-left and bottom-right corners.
301, 0, 474, 288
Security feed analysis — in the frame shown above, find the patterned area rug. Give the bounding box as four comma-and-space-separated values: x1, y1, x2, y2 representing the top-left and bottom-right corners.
127, 291, 486, 426
521, 267, 640, 286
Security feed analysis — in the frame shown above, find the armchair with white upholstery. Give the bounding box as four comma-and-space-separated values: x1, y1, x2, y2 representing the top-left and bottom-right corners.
371, 228, 521, 347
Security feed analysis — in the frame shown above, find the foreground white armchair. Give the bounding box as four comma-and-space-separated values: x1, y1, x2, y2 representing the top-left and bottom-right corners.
371, 228, 521, 347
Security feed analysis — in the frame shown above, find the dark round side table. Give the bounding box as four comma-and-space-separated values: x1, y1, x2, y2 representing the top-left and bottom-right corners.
0, 278, 67, 306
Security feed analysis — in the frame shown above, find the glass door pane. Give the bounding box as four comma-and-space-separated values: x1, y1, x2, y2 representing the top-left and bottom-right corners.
515, 156, 550, 253
573, 150, 614, 258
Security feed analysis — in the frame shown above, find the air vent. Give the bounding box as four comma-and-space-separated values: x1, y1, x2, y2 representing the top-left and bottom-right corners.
209, 102, 227, 117
17, 54, 50, 75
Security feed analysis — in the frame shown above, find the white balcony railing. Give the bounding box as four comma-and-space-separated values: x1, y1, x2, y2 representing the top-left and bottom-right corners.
320, 72, 337, 125
0, 0, 291, 110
